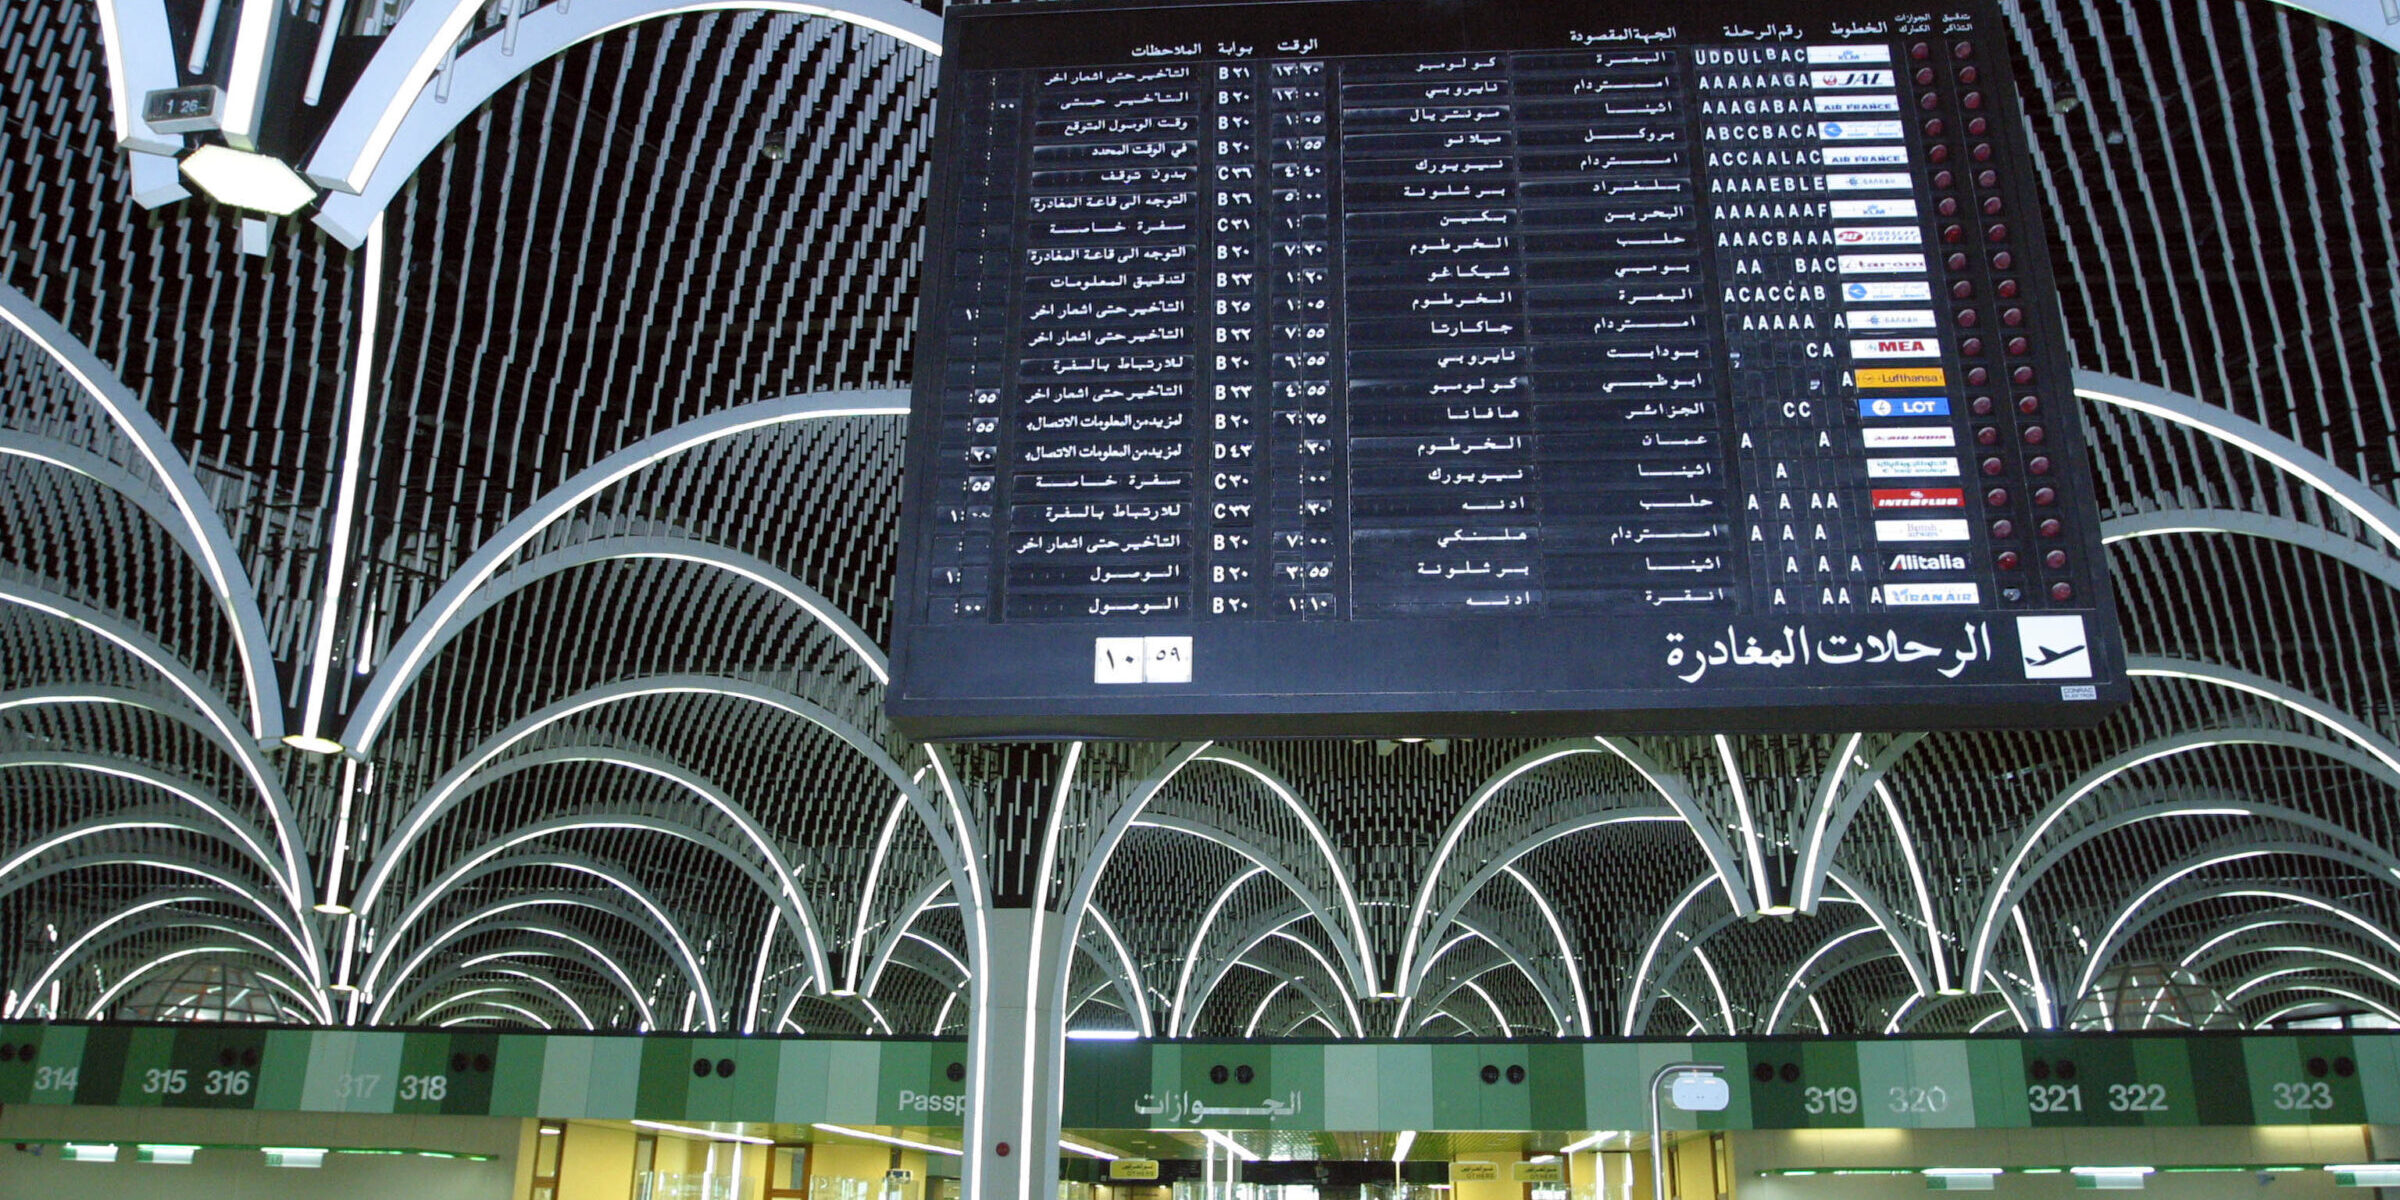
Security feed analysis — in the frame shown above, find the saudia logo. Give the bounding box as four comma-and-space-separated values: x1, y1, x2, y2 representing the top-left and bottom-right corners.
1887, 553, 1967, 571
897, 1090, 969, 1115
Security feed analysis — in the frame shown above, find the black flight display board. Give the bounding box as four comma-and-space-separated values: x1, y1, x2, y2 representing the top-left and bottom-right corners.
888, 0, 2129, 740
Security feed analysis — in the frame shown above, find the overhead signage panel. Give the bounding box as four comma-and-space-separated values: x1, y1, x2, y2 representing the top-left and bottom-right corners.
889, 0, 2127, 738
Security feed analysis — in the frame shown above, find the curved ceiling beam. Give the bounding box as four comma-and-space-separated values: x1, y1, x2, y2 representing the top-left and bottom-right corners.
1966, 723, 2400, 987
363, 846, 725, 1029
2103, 507, 2400, 593
1408, 808, 1678, 995
0, 753, 298, 908
306, 0, 941, 209
2126, 658, 2400, 776
0, 288, 283, 741
429, 921, 663, 1030
1420, 918, 1572, 1039
1794, 733, 1923, 911
861, 874, 955, 999
2252, 986, 2400, 1027
1596, 737, 1757, 912
1185, 749, 1377, 996
1989, 800, 2400, 980
0, 823, 313, 975
368, 811, 793, 989
2075, 371, 2400, 554
410, 535, 887, 684
1168, 866, 1269, 1036
1823, 864, 1934, 998
2205, 945, 2400, 998
1763, 927, 1890, 1033
0, 582, 304, 903
2074, 843, 2400, 1005
847, 775, 931, 993
0, 685, 271, 784
0, 433, 207, 564
1181, 911, 1364, 1039
342, 390, 907, 753
26, 914, 323, 1022
9, 891, 244, 1015
1622, 873, 1730, 1036
353, 672, 907, 930
82, 947, 323, 1023
377, 744, 831, 990
365, 895, 685, 1028
391, 953, 604, 1030
1500, 865, 1590, 1036
2180, 915, 2398, 974
1131, 813, 1370, 996
1080, 903, 1153, 1038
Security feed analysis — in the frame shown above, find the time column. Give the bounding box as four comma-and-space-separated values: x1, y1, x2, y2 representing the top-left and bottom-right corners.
1205, 56, 1268, 619
1263, 57, 1338, 620
929, 69, 1022, 622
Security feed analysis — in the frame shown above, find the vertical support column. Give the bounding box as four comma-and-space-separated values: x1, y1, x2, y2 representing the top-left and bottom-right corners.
963, 903, 1070, 1200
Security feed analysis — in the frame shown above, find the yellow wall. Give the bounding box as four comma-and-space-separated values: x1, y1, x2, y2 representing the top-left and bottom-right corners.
810, 1142, 932, 1200
1453, 1150, 1523, 1200
557, 1120, 636, 1200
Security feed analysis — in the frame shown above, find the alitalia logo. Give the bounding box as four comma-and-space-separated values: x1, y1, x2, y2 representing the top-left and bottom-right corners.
1887, 552, 1968, 570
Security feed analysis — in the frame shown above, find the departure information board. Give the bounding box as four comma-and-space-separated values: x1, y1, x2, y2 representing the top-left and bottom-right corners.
889, 0, 2128, 739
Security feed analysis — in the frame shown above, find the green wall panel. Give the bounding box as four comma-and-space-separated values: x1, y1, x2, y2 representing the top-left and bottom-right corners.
3, 1023, 2394, 1132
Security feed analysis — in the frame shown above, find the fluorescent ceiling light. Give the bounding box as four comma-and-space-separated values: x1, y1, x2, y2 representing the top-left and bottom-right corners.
1392, 1130, 1418, 1163
811, 1124, 960, 1156
2071, 1166, 2151, 1190
1924, 1168, 2002, 1191
180, 145, 316, 215
2328, 1165, 2400, 1188
263, 1147, 327, 1168
1201, 1130, 1259, 1163
62, 1143, 119, 1162
1064, 1029, 1141, 1040
1559, 1131, 1617, 1155
137, 1144, 200, 1165
633, 1121, 773, 1146
1061, 1139, 1119, 1160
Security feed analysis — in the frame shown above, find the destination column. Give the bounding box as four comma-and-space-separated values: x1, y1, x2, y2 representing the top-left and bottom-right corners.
1339, 50, 1539, 617
1513, 38, 1729, 614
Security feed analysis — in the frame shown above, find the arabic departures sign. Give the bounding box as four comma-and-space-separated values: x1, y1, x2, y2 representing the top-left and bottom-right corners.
888, 0, 2128, 738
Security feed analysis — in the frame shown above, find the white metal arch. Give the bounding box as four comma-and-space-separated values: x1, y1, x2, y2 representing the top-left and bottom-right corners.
0, 820, 314, 972
861, 875, 958, 999
82, 946, 326, 1023
9, 891, 251, 1015
0, 753, 298, 908
362, 847, 724, 1028
1407, 808, 1679, 996
1178, 909, 1365, 1039
1131, 813, 1372, 997
1794, 732, 1923, 911
365, 893, 693, 1027
408, 535, 887, 684
2074, 844, 2400, 1005
352, 672, 908, 933
2102, 507, 2400, 593
1182, 749, 1378, 996
0, 287, 283, 741
306, 0, 941, 214
341, 390, 908, 753
372, 743, 832, 990
27, 914, 326, 1023
0, 432, 208, 565
1965, 723, 2400, 988
2075, 371, 2400, 555
0, 582, 306, 902
367, 810, 804, 997
394, 955, 603, 1029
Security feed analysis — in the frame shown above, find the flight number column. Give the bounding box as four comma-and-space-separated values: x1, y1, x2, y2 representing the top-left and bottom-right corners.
1205, 56, 1268, 619
1263, 57, 1339, 619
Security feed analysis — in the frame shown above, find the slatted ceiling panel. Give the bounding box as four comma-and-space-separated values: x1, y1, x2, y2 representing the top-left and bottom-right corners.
2015, 1, 2400, 492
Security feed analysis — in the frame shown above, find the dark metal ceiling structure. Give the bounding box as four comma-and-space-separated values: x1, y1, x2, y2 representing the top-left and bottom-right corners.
1, 0, 2397, 1046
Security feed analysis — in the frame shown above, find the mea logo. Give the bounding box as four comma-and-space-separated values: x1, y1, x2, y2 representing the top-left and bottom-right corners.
2015, 615, 2093, 679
